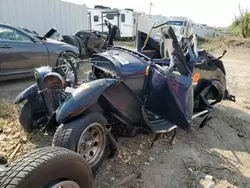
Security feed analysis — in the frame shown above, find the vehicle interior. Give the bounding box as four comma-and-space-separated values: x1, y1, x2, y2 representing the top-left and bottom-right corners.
137, 22, 199, 61
136, 23, 197, 76
140, 25, 195, 131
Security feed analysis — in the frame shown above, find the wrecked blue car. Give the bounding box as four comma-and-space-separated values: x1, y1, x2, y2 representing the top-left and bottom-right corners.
15, 22, 235, 173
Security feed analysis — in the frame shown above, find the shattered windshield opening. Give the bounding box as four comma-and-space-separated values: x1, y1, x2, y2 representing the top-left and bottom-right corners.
166, 21, 184, 26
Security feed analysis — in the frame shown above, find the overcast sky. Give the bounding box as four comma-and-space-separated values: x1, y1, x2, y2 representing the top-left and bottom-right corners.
63, 0, 250, 27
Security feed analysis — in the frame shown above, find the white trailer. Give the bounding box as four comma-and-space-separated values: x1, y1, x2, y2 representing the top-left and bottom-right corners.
191, 23, 218, 39
88, 6, 135, 39
119, 9, 135, 39
0, 0, 88, 36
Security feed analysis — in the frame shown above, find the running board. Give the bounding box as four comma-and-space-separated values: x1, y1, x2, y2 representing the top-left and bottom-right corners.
142, 107, 178, 134
151, 122, 178, 134
192, 103, 220, 119
192, 110, 209, 119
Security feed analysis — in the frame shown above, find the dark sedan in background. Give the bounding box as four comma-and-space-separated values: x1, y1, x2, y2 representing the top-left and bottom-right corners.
0, 23, 80, 81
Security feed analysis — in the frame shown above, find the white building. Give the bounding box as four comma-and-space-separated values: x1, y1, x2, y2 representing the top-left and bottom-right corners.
0, 0, 89, 36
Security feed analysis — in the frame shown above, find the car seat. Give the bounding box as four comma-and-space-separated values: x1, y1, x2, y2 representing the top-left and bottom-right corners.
159, 25, 192, 77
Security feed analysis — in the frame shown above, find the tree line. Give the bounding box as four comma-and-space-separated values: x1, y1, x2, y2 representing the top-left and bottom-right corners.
230, 4, 250, 38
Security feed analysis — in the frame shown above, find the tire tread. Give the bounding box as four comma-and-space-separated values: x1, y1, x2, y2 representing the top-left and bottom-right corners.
0, 147, 91, 188
52, 112, 108, 174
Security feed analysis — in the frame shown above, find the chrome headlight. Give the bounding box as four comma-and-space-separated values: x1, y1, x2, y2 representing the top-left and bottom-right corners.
43, 72, 65, 89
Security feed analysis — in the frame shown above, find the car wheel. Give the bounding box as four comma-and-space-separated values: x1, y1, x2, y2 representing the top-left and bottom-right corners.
19, 102, 34, 133
0, 147, 93, 188
52, 112, 108, 174
62, 35, 81, 59
56, 52, 78, 86
62, 35, 79, 48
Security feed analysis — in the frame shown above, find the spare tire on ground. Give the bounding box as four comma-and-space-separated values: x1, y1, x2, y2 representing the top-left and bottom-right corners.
0, 147, 93, 188
62, 35, 80, 48
62, 35, 88, 59
75, 30, 106, 56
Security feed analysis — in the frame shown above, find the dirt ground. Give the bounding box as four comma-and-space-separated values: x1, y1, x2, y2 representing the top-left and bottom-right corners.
1, 38, 250, 187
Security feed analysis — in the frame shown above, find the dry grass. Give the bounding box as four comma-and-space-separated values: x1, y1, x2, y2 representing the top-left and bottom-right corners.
0, 100, 44, 162
200, 35, 250, 51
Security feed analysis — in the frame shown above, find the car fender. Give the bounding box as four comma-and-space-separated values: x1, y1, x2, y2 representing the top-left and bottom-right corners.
211, 79, 226, 100
13, 84, 38, 104
194, 79, 226, 102
58, 44, 80, 57
43, 41, 80, 67
56, 78, 118, 123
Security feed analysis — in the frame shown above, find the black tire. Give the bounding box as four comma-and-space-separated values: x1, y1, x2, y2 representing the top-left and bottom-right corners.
62, 35, 79, 48
19, 102, 34, 133
72, 36, 82, 54
56, 52, 78, 86
74, 35, 87, 58
52, 112, 108, 174
0, 147, 93, 188
75, 30, 91, 40
62, 36, 81, 62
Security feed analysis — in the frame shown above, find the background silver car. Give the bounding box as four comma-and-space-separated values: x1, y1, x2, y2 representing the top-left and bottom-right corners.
0, 23, 79, 81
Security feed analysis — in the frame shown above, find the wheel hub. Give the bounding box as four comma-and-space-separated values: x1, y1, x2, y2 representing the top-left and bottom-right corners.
58, 55, 76, 84
77, 123, 106, 167
86, 140, 94, 148
49, 180, 80, 188
81, 140, 94, 150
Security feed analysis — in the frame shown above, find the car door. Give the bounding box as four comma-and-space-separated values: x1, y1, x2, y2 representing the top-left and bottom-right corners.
0, 25, 49, 79
145, 64, 194, 131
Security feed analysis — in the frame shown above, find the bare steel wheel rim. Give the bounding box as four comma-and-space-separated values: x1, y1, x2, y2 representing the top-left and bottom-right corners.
77, 123, 106, 168
49, 180, 80, 188
61, 59, 73, 74
60, 59, 75, 83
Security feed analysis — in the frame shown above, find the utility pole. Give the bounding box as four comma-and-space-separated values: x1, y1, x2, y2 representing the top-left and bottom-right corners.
149, 1, 153, 16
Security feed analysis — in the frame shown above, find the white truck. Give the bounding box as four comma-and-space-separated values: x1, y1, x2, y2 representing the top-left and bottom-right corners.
154, 16, 193, 42
88, 6, 135, 39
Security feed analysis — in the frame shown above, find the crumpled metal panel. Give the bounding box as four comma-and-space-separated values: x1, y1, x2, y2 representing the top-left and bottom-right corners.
56, 78, 117, 123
